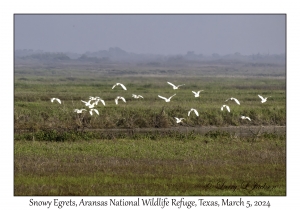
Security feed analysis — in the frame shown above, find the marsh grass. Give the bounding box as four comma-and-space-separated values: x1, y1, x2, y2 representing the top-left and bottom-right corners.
14, 69, 286, 196
14, 134, 286, 196
14, 75, 286, 132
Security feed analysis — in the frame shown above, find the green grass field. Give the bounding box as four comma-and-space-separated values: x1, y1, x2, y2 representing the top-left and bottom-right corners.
14, 66, 286, 196
15, 134, 285, 196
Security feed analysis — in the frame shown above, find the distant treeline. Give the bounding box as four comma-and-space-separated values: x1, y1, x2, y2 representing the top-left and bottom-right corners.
14, 47, 285, 65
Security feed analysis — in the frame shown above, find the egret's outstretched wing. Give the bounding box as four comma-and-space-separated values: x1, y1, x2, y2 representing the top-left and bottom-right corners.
100, 99, 105, 106
81, 100, 92, 106
232, 98, 240, 105
169, 94, 176, 100
93, 109, 99, 115
112, 84, 117, 89
226, 105, 230, 112
120, 97, 126, 103
192, 91, 197, 95
158, 95, 167, 100
193, 109, 199, 116
119, 83, 127, 90
258, 95, 264, 100
167, 82, 176, 88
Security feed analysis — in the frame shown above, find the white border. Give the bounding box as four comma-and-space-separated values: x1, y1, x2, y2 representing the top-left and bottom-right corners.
3, 0, 297, 209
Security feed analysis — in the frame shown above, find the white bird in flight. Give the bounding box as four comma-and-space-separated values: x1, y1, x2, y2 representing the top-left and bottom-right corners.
258, 95, 271, 103
94, 98, 106, 106
50, 98, 61, 104
225, 97, 240, 105
221, 105, 230, 112
174, 117, 185, 123
158, 94, 176, 102
74, 109, 86, 113
112, 83, 127, 90
89, 96, 98, 100
132, 94, 144, 99
241, 116, 251, 121
81, 100, 92, 107
115, 96, 126, 105
192, 90, 204, 97
88, 102, 97, 109
167, 82, 185, 89
89, 108, 99, 116
188, 108, 199, 117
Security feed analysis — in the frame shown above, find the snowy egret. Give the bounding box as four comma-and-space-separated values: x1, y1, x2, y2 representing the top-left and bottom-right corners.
94, 98, 106, 106
89, 96, 98, 100
258, 95, 271, 103
167, 82, 185, 89
241, 116, 251, 121
112, 83, 127, 90
188, 108, 199, 117
192, 90, 204, 97
158, 94, 176, 102
225, 97, 240, 105
132, 94, 144, 99
221, 105, 230, 112
81, 100, 92, 107
50, 98, 61, 104
88, 102, 97, 109
89, 108, 99, 116
174, 117, 185, 123
74, 109, 87, 113
115, 96, 126, 105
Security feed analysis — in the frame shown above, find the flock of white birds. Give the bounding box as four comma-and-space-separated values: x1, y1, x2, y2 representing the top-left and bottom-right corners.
50, 81, 271, 124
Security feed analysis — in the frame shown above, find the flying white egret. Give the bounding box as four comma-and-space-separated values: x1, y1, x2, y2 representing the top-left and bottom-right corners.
89, 108, 99, 116
221, 105, 230, 112
188, 108, 199, 117
167, 82, 185, 89
132, 94, 144, 99
81, 100, 92, 107
241, 116, 251, 121
115, 96, 126, 105
74, 109, 87, 113
225, 97, 240, 105
89, 96, 98, 100
158, 94, 176, 102
174, 117, 185, 123
112, 83, 127, 90
88, 102, 97, 109
94, 98, 106, 106
192, 90, 204, 97
258, 95, 271, 103
50, 98, 61, 104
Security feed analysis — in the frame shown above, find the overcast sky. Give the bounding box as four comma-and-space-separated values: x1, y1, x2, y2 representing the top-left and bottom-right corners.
14, 14, 285, 56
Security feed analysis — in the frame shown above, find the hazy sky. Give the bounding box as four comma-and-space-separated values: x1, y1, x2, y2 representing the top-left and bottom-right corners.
14, 14, 285, 55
